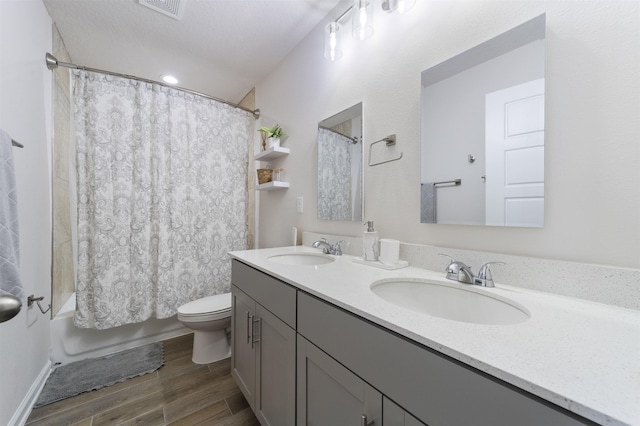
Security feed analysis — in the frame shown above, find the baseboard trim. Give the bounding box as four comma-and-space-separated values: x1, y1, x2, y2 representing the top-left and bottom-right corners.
8, 360, 52, 426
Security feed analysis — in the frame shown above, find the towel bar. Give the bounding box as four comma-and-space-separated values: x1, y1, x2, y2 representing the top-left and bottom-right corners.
434, 179, 461, 186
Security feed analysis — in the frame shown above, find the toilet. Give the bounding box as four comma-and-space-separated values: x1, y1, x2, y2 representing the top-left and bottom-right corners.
177, 293, 232, 364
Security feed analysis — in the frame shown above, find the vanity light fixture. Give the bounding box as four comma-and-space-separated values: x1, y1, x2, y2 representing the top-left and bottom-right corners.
352, 0, 374, 40
324, 0, 415, 61
324, 21, 343, 61
161, 74, 178, 85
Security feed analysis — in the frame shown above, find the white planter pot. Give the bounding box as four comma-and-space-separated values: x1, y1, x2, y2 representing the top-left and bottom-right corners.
267, 137, 280, 149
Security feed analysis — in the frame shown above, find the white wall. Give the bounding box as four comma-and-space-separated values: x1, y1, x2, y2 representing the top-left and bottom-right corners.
0, 1, 53, 424
255, 1, 640, 270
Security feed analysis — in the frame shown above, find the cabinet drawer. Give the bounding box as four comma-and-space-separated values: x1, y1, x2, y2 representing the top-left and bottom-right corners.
231, 259, 296, 328
298, 292, 594, 426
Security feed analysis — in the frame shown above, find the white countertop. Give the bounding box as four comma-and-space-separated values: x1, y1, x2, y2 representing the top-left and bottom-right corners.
229, 246, 640, 426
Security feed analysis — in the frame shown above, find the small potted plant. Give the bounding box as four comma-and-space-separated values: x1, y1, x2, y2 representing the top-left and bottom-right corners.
258, 124, 286, 149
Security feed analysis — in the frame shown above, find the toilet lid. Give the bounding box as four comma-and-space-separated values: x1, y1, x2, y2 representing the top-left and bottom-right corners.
178, 293, 231, 315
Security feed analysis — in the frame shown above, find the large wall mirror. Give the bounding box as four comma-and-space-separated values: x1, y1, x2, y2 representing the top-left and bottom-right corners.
421, 14, 546, 227
318, 102, 363, 221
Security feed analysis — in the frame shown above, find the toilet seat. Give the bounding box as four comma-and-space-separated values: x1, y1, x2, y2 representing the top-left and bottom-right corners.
177, 293, 231, 322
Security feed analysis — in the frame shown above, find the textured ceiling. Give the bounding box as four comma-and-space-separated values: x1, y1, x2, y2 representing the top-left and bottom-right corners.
43, 0, 343, 103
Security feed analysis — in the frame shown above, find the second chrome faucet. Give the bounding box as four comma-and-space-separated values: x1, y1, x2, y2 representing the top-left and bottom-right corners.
439, 254, 504, 288
312, 238, 343, 256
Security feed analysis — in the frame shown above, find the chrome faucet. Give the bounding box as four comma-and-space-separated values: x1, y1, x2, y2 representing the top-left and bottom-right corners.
473, 262, 505, 287
439, 254, 474, 283
439, 254, 504, 287
312, 238, 343, 255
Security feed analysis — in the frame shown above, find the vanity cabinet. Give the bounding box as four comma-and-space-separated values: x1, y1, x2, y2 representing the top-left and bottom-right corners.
231, 261, 296, 426
297, 292, 594, 426
231, 259, 594, 426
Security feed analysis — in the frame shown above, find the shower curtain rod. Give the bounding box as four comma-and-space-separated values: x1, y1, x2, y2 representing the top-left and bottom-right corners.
318, 126, 359, 144
45, 53, 260, 119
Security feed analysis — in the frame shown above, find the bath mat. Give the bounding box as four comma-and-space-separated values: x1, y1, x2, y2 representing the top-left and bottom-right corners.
34, 342, 164, 408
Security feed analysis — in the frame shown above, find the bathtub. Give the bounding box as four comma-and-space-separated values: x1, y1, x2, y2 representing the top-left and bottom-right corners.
50, 293, 190, 365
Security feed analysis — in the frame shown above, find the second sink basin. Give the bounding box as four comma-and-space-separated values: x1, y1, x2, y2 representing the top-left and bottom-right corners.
370, 278, 529, 325
268, 253, 335, 266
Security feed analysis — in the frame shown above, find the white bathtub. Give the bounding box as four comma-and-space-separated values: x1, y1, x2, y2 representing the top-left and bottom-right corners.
50, 293, 190, 365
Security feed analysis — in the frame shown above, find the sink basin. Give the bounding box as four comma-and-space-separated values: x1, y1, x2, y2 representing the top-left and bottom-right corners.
268, 253, 335, 266
370, 278, 529, 325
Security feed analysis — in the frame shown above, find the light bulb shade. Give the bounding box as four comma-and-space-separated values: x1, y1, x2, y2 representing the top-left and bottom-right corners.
352, 0, 374, 40
382, 0, 416, 14
324, 22, 343, 61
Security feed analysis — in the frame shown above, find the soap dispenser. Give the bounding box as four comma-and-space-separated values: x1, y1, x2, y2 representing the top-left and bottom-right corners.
363, 221, 379, 261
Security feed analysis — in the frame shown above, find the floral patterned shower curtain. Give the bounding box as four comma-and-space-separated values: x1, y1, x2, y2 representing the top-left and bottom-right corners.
72, 70, 253, 329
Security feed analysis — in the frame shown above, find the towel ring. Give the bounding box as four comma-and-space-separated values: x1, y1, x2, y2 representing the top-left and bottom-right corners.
368, 134, 403, 166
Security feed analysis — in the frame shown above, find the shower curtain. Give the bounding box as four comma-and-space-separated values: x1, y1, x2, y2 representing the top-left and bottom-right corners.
317, 127, 354, 221
72, 70, 253, 329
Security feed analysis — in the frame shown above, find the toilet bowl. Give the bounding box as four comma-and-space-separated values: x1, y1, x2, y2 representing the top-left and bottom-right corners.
177, 293, 232, 364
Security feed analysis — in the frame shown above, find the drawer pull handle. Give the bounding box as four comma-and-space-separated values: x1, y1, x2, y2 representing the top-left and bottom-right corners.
251, 317, 262, 348
246, 312, 252, 344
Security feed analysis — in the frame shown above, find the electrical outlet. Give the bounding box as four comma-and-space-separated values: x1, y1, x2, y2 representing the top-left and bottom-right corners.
296, 196, 303, 213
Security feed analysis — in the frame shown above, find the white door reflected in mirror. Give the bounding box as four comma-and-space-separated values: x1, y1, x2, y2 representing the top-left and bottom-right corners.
485, 79, 545, 227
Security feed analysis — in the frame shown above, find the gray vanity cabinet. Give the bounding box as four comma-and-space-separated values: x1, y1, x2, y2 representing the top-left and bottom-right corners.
297, 335, 382, 426
231, 260, 296, 426
231, 259, 594, 426
298, 292, 594, 426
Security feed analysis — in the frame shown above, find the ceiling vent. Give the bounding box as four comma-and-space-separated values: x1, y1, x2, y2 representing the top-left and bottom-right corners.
138, 0, 186, 20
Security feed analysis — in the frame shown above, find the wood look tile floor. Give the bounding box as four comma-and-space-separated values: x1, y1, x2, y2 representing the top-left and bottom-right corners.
26, 333, 260, 426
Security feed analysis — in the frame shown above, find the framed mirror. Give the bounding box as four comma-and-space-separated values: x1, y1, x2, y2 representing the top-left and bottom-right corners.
421, 14, 546, 227
317, 102, 363, 221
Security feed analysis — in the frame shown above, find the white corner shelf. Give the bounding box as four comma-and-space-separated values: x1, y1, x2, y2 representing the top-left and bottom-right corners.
255, 146, 290, 162
256, 181, 290, 191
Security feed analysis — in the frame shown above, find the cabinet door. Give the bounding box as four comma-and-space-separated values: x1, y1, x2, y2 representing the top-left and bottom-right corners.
297, 335, 381, 426
231, 285, 256, 411
383, 397, 426, 426
255, 304, 296, 426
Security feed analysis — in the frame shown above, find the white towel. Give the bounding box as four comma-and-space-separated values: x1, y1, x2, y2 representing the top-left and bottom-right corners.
0, 128, 24, 302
